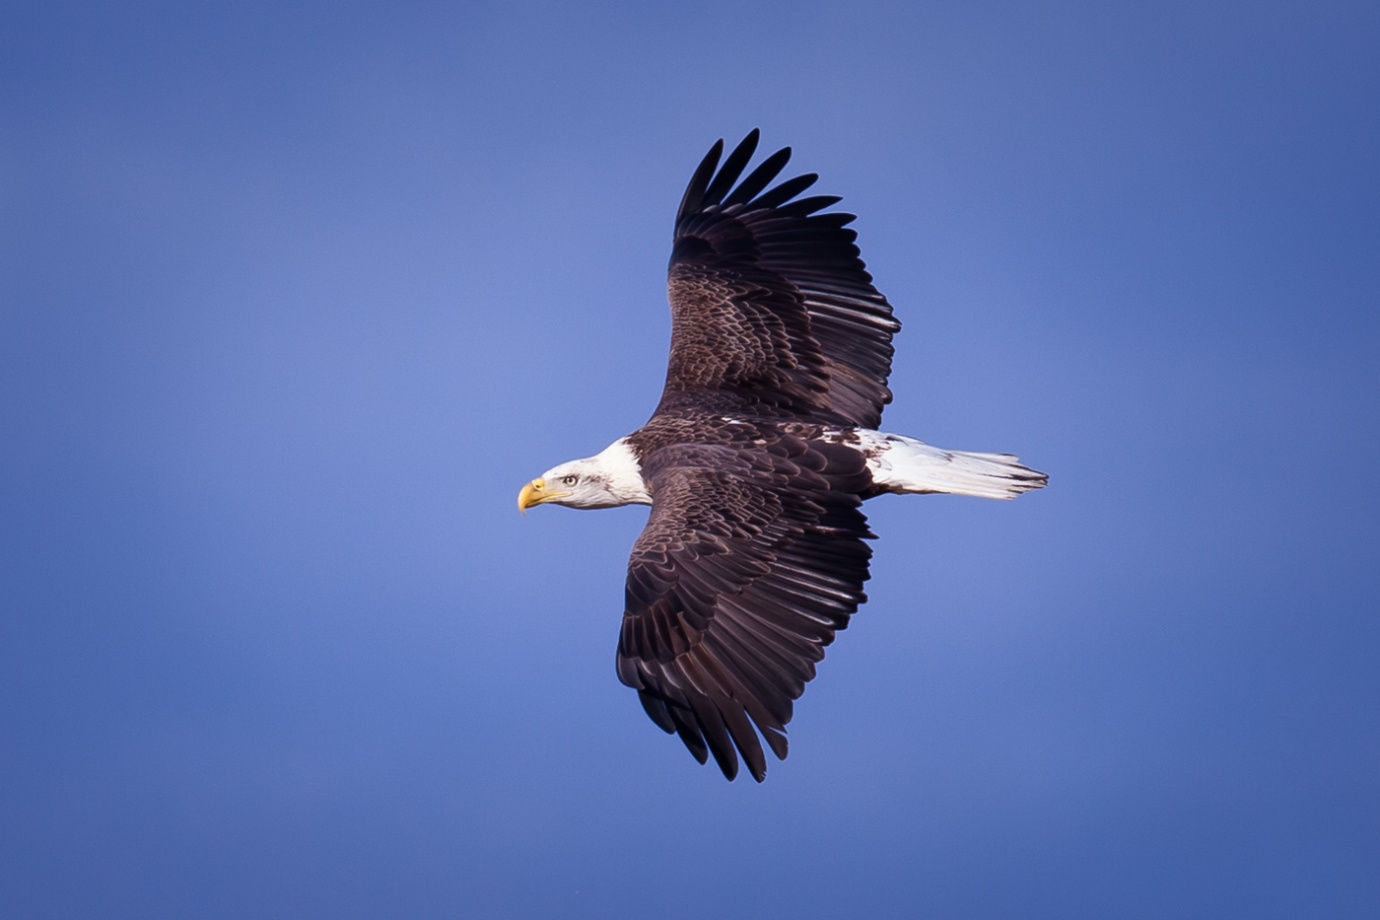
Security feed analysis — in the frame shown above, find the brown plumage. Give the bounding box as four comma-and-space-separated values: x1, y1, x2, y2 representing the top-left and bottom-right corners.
659, 131, 900, 428
519, 131, 1046, 782
619, 420, 875, 781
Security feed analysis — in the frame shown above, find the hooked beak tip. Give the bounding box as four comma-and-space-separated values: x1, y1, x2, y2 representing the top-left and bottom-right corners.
518, 478, 545, 514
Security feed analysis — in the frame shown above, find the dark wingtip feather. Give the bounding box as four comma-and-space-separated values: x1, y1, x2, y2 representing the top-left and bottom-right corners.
637, 689, 677, 734
669, 705, 711, 765
685, 692, 741, 781
776, 193, 840, 217
763, 726, 788, 761
676, 138, 724, 224
701, 129, 761, 208
750, 172, 818, 210
724, 146, 794, 207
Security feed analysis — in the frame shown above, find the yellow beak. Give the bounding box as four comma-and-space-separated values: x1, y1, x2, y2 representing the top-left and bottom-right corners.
518, 478, 549, 514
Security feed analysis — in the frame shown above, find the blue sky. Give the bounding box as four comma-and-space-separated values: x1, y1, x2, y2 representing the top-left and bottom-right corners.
3, 2, 1377, 917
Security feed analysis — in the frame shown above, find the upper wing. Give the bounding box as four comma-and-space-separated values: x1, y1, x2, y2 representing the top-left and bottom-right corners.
659, 130, 901, 429
615, 438, 875, 781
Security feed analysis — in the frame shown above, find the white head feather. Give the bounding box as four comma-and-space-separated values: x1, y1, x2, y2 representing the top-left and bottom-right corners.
522, 437, 651, 510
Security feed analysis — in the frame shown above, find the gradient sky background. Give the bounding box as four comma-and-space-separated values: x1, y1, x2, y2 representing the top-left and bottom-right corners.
3, 2, 1378, 918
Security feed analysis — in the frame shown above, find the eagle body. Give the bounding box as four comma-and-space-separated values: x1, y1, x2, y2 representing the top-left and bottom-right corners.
519, 132, 1046, 781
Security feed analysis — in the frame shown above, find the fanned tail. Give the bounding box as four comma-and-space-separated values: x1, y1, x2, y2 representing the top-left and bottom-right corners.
850, 431, 1048, 500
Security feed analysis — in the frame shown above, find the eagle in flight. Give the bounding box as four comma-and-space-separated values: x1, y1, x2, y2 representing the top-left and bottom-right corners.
519, 131, 1046, 781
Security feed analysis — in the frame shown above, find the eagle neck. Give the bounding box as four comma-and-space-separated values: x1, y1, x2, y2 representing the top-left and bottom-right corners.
593, 437, 652, 506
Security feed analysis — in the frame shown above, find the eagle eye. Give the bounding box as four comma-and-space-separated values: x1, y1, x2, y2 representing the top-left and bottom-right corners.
561, 475, 578, 486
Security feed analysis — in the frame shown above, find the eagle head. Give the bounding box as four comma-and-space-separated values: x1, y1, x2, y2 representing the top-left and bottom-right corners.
518, 438, 652, 513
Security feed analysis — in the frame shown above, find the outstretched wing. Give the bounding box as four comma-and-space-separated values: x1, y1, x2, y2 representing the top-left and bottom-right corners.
660, 130, 901, 429
615, 438, 875, 781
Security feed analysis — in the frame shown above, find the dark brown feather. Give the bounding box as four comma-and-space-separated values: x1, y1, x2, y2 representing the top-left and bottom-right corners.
617, 430, 874, 781
609, 135, 917, 780
659, 132, 900, 429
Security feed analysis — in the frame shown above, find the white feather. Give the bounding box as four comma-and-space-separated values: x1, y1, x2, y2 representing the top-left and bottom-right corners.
835, 430, 1048, 500
541, 437, 652, 508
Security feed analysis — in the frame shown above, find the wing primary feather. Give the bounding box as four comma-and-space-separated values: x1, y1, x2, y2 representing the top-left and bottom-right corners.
774, 193, 842, 216
683, 683, 740, 780
701, 637, 794, 746
713, 690, 768, 782
711, 612, 814, 692
808, 212, 857, 229
723, 146, 794, 206
637, 689, 677, 734
701, 129, 760, 207
688, 646, 770, 781
717, 595, 826, 671
699, 632, 785, 711
750, 173, 820, 210
760, 571, 858, 610
675, 139, 724, 225
709, 616, 806, 703
667, 701, 710, 765
763, 725, 789, 760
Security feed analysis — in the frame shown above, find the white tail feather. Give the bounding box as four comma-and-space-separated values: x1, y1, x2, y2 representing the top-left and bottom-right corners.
845, 431, 1048, 500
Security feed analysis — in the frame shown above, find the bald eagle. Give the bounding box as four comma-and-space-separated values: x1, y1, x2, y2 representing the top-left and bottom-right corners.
519, 131, 1046, 781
